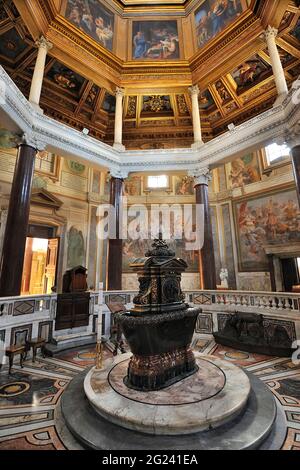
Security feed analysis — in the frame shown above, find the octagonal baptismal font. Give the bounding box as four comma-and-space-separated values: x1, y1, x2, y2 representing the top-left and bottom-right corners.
59, 238, 285, 450
115, 235, 200, 391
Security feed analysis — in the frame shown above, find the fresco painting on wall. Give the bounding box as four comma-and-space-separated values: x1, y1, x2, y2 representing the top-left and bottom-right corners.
194, 0, 246, 49
122, 205, 199, 272
228, 153, 261, 188
64, 0, 114, 51
67, 226, 85, 268
231, 54, 271, 91
132, 21, 179, 60
235, 190, 300, 272
124, 176, 142, 196
174, 176, 194, 195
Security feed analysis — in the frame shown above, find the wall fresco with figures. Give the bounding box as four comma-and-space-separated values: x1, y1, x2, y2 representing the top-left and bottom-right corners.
122, 205, 199, 273
226, 153, 261, 188
234, 189, 300, 271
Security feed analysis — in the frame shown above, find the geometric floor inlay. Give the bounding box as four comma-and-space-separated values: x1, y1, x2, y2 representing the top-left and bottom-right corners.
0, 336, 299, 450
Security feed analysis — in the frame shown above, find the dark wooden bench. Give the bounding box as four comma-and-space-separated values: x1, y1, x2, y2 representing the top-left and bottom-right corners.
5, 345, 27, 374
25, 337, 46, 362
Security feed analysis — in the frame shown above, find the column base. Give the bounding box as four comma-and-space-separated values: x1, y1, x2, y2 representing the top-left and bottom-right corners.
191, 141, 204, 150
273, 92, 288, 108
113, 143, 125, 151
29, 101, 44, 114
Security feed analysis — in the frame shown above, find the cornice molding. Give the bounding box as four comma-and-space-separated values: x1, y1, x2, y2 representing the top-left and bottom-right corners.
1, 66, 300, 176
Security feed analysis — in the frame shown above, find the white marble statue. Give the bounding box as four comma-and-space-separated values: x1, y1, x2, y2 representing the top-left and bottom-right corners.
220, 268, 229, 289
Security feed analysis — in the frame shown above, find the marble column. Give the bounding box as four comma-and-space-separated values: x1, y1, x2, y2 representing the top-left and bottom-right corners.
190, 168, 216, 290
0, 141, 38, 296
264, 26, 288, 104
188, 85, 204, 149
29, 36, 53, 111
291, 145, 300, 206
113, 87, 125, 151
106, 172, 125, 290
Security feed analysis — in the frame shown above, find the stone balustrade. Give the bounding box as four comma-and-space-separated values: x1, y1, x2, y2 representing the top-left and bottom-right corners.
185, 290, 300, 313
1, 289, 299, 361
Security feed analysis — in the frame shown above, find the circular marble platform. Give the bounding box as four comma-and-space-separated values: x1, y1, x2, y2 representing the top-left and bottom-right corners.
84, 353, 250, 435
59, 364, 284, 450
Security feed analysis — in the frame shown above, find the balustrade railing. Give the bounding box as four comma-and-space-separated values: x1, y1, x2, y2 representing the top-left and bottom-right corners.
0, 293, 57, 320
184, 290, 300, 314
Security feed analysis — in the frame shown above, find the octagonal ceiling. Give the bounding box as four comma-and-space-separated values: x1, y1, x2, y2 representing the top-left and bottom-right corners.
1, 0, 300, 149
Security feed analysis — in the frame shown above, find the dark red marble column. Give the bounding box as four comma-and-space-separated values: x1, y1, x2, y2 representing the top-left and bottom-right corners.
292, 146, 300, 206
106, 175, 124, 290
194, 171, 217, 290
0, 144, 37, 296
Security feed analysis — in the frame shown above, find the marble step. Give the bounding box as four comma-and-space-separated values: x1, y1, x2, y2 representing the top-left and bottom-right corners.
44, 332, 97, 356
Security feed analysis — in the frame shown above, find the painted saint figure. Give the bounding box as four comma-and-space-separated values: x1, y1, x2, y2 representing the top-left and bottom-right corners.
133, 31, 148, 59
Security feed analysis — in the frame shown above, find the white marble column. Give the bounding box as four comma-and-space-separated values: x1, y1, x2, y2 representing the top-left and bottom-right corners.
188, 85, 204, 149
29, 36, 53, 112
113, 87, 125, 151
264, 26, 288, 105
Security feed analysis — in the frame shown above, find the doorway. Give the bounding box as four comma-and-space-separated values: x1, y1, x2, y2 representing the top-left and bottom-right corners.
281, 258, 300, 292
21, 227, 59, 296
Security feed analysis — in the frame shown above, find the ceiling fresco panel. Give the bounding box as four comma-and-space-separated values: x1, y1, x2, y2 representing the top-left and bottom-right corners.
132, 20, 179, 60
62, 0, 114, 51
231, 54, 272, 93
194, 0, 248, 50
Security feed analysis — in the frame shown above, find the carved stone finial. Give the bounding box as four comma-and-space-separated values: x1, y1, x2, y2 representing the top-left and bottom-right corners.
36, 36, 53, 52
188, 85, 200, 97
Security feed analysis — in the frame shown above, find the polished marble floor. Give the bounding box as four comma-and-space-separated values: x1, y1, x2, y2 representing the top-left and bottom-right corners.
0, 337, 299, 450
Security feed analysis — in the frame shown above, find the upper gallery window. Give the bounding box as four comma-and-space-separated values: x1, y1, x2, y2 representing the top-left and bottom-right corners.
147, 175, 169, 189
265, 143, 291, 165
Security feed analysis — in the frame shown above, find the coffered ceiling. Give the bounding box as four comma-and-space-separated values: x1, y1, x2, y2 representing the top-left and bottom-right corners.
0, 0, 300, 149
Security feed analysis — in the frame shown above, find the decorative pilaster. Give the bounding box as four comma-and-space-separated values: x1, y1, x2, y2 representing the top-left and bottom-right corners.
264, 26, 288, 104
291, 146, 300, 207
113, 87, 125, 151
0, 137, 40, 296
106, 169, 127, 290
29, 36, 53, 112
188, 85, 204, 149
189, 168, 216, 290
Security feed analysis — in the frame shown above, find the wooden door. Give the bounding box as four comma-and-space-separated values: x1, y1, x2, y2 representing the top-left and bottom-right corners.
44, 238, 59, 294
